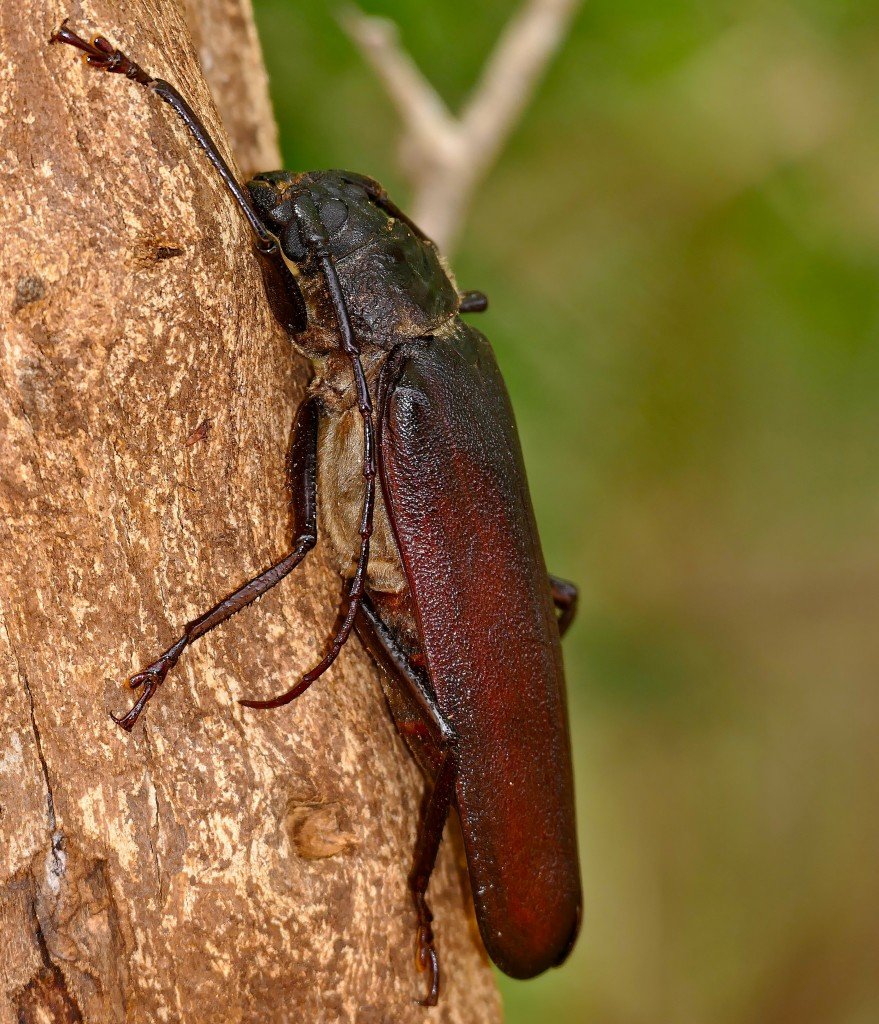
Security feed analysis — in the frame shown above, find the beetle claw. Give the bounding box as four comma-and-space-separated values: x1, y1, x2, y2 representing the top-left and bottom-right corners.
111, 674, 159, 732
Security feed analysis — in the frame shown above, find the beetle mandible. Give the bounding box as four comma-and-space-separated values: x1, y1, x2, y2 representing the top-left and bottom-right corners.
51, 22, 582, 1006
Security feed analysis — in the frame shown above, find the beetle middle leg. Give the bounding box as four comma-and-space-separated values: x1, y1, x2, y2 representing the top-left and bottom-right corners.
357, 597, 459, 1007
112, 397, 320, 730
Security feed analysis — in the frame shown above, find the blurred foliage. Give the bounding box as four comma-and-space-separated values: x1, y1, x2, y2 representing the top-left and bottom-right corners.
252, 1, 879, 1021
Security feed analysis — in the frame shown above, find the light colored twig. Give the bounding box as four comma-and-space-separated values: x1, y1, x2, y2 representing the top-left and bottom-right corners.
339, 0, 582, 253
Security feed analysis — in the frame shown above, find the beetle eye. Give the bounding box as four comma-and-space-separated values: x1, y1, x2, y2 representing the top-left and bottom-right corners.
269, 199, 294, 224
342, 181, 367, 202
320, 198, 348, 234
281, 220, 306, 262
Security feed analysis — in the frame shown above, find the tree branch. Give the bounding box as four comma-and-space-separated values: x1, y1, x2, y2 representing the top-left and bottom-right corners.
340, 0, 583, 252
0, 1, 500, 1021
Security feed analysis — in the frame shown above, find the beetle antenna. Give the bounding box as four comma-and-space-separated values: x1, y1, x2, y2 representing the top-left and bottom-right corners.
51, 23, 277, 253
240, 200, 377, 710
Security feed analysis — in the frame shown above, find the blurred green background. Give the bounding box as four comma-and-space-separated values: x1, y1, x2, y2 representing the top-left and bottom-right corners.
252, 1, 879, 1021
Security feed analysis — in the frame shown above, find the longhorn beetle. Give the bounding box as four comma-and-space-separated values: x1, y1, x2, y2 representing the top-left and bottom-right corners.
52, 22, 582, 1006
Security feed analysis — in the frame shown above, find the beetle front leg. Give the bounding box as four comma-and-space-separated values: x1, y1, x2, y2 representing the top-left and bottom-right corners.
51, 24, 277, 252
549, 574, 578, 637
113, 397, 320, 730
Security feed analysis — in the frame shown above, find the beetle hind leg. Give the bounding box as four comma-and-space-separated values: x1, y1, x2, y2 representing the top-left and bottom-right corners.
409, 746, 458, 1006
356, 597, 459, 1006
549, 574, 578, 637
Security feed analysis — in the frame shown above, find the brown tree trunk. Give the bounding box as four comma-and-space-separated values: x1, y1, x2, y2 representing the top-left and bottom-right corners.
0, 2, 502, 1021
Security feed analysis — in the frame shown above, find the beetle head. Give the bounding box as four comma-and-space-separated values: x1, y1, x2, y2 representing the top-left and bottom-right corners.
248, 170, 394, 262
247, 171, 459, 351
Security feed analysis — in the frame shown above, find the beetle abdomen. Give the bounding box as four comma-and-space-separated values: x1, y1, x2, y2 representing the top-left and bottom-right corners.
380, 321, 582, 978
317, 403, 406, 592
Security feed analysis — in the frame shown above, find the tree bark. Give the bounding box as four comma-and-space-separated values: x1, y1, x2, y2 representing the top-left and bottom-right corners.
0, 2, 502, 1022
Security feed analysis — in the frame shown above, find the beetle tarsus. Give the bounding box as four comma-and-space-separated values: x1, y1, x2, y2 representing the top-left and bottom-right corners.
51, 24, 153, 85
111, 637, 186, 731
111, 674, 161, 732
414, 895, 440, 1006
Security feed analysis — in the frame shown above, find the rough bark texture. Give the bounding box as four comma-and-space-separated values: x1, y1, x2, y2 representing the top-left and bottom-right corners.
0, 2, 503, 1022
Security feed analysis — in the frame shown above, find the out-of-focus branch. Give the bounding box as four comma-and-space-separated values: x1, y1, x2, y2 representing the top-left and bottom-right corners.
339, 0, 582, 253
